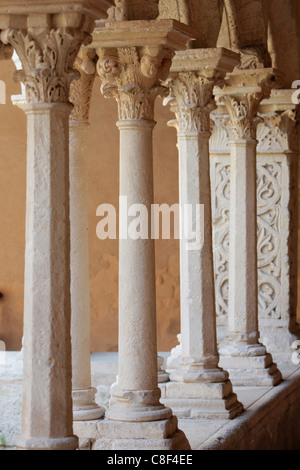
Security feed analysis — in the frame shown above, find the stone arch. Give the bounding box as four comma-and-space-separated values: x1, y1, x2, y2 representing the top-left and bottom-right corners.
159, 0, 224, 48
218, 0, 270, 68
265, 0, 300, 87
158, 0, 190, 24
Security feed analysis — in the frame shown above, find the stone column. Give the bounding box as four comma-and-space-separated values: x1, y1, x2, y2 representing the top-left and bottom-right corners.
215, 69, 282, 386
0, 5, 105, 450
69, 49, 105, 423
160, 48, 243, 419
92, 19, 193, 450
256, 91, 300, 362
210, 88, 300, 363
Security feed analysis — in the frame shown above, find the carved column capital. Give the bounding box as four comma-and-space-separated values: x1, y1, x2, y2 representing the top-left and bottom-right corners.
162, 48, 240, 134
258, 109, 300, 153
1, 28, 91, 104
70, 47, 97, 123
216, 92, 264, 140
96, 45, 172, 120
215, 69, 281, 140
165, 72, 216, 133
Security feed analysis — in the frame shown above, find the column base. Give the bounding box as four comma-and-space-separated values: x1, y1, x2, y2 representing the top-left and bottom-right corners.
219, 344, 282, 386
73, 388, 105, 421
259, 326, 300, 363
15, 435, 78, 450
170, 367, 229, 384
92, 416, 191, 450
168, 354, 229, 384
158, 356, 170, 383
107, 385, 172, 422
159, 381, 243, 419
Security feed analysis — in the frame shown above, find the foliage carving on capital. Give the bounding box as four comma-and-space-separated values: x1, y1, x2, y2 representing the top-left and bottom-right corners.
70, 48, 96, 122
165, 72, 217, 133
216, 92, 265, 140
1, 28, 90, 104
258, 109, 299, 153
96, 46, 172, 120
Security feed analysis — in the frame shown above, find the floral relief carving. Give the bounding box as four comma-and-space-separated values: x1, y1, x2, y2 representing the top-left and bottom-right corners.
1, 28, 90, 104
211, 161, 231, 317
165, 72, 217, 133
70, 49, 97, 122
257, 110, 299, 154
211, 157, 283, 320
96, 46, 173, 120
256, 162, 282, 319
216, 93, 264, 140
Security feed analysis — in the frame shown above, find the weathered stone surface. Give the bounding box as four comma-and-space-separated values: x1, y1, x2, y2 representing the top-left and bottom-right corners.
162, 47, 242, 419
210, 88, 300, 363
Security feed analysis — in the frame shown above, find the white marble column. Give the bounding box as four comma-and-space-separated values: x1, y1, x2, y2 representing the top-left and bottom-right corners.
69, 51, 105, 422
160, 48, 243, 419
92, 19, 193, 450
0, 6, 105, 450
215, 69, 282, 386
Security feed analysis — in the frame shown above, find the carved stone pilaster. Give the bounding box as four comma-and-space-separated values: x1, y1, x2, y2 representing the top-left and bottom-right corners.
1, 28, 91, 104
96, 45, 172, 120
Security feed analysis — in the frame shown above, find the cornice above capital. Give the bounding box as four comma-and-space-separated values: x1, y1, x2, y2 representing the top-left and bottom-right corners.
91, 19, 194, 52
169, 48, 240, 81
0, 1, 113, 25
220, 68, 282, 97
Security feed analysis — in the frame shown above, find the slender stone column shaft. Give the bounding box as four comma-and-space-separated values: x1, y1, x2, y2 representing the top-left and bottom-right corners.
107, 117, 172, 422
18, 102, 77, 449
227, 139, 261, 346
178, 132, 219, 366
70, 121, 91, 391
69, 119, 105, 421
117, 119, 157, 392
68, 49, 104, 422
